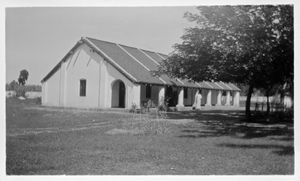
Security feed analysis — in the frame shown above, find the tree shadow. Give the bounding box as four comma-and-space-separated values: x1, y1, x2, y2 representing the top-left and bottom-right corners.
170, 110, 293, 145
217, 143, 294, 156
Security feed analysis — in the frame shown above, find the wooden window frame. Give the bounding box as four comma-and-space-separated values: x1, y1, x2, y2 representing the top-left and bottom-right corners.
79, 79, 86, 97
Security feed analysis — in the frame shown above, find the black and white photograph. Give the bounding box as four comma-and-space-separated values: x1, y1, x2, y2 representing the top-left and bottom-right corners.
1, 0, 298, 179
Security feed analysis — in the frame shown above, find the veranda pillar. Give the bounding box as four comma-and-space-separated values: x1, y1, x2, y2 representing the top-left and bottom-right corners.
233, 91, 240, 107
205, 90, 212, 106
158, 86, 165, 106
216, 90, 222, 106
132, 84, 141, 108
225, 90, 231, 106
176, 87, 184, 109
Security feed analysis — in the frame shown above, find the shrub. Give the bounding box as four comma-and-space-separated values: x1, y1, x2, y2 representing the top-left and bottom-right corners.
157, 104, 167, 112
6, 81, 41, 92
36, 97, 42, 104
129, 103, 137, 113
6, 80, 18, 91
15, 85, 26, 97
157, 98, 169, 112
24, 85, 42, 92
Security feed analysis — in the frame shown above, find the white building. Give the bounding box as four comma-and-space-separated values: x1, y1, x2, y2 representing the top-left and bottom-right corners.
41, 37, 240, 109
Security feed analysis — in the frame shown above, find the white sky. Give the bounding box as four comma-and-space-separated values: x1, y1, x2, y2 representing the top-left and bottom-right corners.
6, 7, 197, 85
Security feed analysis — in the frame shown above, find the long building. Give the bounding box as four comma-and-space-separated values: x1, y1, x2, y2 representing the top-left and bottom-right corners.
41, 37, 240, 109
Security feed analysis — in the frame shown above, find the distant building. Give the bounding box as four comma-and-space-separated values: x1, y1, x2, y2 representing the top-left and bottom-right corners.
41, 37, 240, 109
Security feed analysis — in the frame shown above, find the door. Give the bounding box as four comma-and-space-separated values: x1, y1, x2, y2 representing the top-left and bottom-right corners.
119, 81, 125, 108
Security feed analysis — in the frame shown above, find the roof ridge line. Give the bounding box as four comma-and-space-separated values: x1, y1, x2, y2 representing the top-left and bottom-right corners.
85, 37, 168, 57
176, 78, 185, 85
155, 52, 167, 60
116, 44, 150, 71
204, 81, 214, 89
195, 82, 202, 88
116, 44, 167, 85
137, 49, 160, 65
157, 52, 168, 57
141, 48, 167, 56
83, 37, 138, 82
220, 81, 233, 90
214, 82, 224, 90
228, 82, 240, 91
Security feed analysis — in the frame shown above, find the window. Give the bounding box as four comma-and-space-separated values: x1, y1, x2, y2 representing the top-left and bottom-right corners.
146, 84, 151, 98
80, 79, 86, 96
184, 87, 188, 98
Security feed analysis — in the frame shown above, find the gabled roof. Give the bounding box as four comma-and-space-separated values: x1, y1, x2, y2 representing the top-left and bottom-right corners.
41, 37, 240, 92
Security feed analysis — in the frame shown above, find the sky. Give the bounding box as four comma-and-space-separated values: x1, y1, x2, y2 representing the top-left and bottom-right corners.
6, 7, 197, 85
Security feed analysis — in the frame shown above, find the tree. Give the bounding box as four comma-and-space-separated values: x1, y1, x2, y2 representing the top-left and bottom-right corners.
159, 5, 293, 118
18, 69, 29, 85
7, 80, 19, 91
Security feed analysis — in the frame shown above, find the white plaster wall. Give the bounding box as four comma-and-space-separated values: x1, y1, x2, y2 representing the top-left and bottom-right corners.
43, 43, 141, 109
41, 82, 47, 104
104, 54, 136, 108
64, 44, 100, 108
130, 84, 141, 108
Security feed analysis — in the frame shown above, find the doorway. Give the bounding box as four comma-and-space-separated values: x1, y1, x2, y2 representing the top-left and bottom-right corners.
111, 80, 126, 108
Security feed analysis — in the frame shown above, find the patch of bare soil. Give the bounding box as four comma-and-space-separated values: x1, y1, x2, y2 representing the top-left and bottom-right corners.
161, 119, 194, 125
105, 128, 144, 135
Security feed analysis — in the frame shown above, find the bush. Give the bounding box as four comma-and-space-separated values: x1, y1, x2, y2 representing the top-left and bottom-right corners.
6, 81, 41, 92
15, 85, 26, 97
24, 85, 42, 92
129, 103, 137, 113
36, 97, 42, 104
6, 80, 19, 91
157, 104, 167, 112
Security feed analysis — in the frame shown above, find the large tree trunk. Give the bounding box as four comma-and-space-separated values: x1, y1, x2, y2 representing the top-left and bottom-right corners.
246, 84, 254, 118
266, 90, 270, 116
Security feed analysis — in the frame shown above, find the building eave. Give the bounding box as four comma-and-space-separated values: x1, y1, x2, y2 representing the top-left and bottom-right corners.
40, 40, 83, 83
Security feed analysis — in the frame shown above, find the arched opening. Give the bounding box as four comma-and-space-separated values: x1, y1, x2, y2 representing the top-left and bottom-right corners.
111, 80, 126, 108
166, 86, 178, 107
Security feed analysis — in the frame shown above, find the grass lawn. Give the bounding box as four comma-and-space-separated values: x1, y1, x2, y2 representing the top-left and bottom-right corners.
6, 98, 294, 175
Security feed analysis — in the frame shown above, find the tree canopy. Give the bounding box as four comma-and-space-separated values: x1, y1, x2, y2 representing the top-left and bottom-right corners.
18, 69, 29, 85
159, 5, 293, 117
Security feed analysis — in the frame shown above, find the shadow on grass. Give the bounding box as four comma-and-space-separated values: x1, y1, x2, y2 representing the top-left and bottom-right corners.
218, 143, 294, 156
167, 109, 293, 142
168, 110, 294, 156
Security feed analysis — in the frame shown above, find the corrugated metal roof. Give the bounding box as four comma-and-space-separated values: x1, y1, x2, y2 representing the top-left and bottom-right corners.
141, 50, 165, 64
213, 82, 226, 90
87, 37, 163, 84
157, 53, 169, 59
119, 44, 174, 85
41, 37, 240, 92
218, 82, 233, 91
197, 82, 211, 89
228, 83, 241, 91
207, 82, 222, 90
